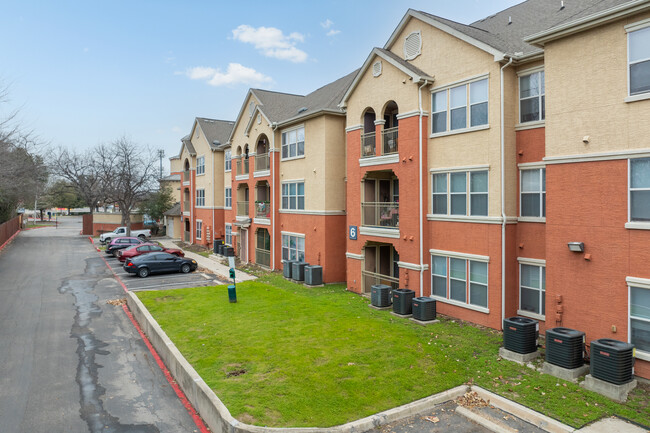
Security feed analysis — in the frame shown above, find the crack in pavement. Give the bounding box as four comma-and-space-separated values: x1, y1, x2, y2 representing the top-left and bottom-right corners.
58, 257, 159, 433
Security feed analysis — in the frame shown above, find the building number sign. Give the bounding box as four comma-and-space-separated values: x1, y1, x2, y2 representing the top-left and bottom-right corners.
349, 225, 357, 240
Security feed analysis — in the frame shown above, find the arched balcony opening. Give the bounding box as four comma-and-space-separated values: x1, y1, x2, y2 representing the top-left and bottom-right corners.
236, 144, 250, 176
362, 242, 399, 294
361, 108, 376, 158
382, 101, 399, 155
183, 159, 190, 182
255, 135, 270, 172
361, 170, 399, 229
255, 180, 271, 218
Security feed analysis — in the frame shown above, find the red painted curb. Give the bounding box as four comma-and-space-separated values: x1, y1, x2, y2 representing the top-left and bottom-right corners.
0, 230, 21, 252
121, 304, 210, 433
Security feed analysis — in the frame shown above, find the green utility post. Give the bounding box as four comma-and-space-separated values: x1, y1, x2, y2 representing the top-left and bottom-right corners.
228, 262, 237, 303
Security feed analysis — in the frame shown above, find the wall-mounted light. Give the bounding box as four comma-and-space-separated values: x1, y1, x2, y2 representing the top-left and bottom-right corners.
568, 242, 584, 252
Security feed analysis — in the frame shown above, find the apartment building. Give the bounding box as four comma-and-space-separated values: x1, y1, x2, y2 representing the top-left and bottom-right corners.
174, 117, 235, 246
340, 0, 650, 379
224, 72, 356, 283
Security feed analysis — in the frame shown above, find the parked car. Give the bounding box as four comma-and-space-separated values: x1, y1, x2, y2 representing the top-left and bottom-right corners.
106, 237, 144, 257
100, 226, 152, 244
117, 242, 184, 262
123, 252, 198, 278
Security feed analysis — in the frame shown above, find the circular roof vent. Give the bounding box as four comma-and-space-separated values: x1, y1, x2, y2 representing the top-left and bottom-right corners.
372, 61, 382, 77
404, 31, 422, 60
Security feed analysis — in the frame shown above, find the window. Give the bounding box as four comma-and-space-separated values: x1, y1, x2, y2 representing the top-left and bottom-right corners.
281, 181, 305, 210
196, 189, 205, 207
520, 168, 545, 218
225, 187, 232, 209
519, 71, 545, 123
281, 126, 305, 159
225, 223, 232, 245
629, 25, 650, 96
225, 150, 231, 171
282, 234, 305, 262
196, 156, 205, 175
630, 284, 650, 354
196, 220, 202, 240
431, 254, 488, 309
630, 158, 650, 222
431, 170, 488, 216
431, 78, 488, 134
519, 264, 545, 316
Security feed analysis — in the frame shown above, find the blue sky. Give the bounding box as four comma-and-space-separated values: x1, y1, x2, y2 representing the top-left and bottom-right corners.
0, 0, 522, 169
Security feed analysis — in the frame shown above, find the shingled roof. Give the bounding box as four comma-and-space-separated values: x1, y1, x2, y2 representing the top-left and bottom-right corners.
196, 118, 235, 149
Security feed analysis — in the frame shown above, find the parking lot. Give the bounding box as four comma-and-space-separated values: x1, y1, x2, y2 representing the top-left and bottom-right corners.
103, 252, 228, 292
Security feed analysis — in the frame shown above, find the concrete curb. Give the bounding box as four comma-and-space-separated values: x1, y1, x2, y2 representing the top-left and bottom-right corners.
126, 290, 470, 433
471, 386, 575, 433
455, 406, 511, 433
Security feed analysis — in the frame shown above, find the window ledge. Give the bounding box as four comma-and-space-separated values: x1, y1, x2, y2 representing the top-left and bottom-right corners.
625, 221, 650, 230
430, 296, 489, 314
517, 310, 546, 321
515, 120, 545, 131
518, 217, 546, 223
635, 349, 650, 362
427, 214, 502, 224
281, 155, 306, 162
430, 124, 489, 138
625, 93, 650, 103
225, 169, 232, 173
196, 173, 205, 176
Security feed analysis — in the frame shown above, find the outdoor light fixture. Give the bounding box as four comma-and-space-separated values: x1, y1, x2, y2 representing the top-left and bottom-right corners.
567, 242, 584, 252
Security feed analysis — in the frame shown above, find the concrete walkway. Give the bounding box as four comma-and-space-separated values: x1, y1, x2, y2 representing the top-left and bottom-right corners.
158, 238, 256, 284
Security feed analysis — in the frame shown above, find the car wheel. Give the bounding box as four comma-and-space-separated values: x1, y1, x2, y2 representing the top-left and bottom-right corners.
138, 234, 146, 240
180, 264, 191, 273
112, 249, 119, 257
104, 237, 111, 244
138, 267, 150, 278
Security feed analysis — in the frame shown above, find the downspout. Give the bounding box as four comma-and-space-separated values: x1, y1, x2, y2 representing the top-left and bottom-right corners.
212, 149, 215, 249
418, 79, 429, 298
271, 122, 278, 270
500, 56, 514, 328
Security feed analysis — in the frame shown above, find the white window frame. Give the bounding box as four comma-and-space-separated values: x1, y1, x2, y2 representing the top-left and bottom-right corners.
519, 167, 546, 220
626, 276, 650, 360
430, 75, 489, 137
196, 156, 205, 176
627, 20, 650, 99
281, 232, 305, 263
517, 258, 546, 320
281, 181, 305, 210
225, 187, 232, 209
518, 69, 545, 123
281, 125, 305, 160
196, 189, 205, 207
225, 223, 232, 246
196, 220, 202, 240
430, 168, 488, 217
429, 250, 490, 313
628, 157, 650, 224
225, 150, 232, 172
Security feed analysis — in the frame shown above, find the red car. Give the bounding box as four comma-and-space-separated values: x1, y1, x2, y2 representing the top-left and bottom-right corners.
117, 242, 184, 262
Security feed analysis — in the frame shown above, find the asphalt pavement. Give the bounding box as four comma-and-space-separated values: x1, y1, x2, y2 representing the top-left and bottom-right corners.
0, 216, 203, 433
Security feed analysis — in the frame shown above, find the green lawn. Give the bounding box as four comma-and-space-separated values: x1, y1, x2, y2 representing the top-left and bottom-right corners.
136, 274, 649, 428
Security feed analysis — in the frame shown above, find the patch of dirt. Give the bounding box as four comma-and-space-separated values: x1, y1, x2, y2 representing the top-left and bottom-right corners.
237, 413, 258, 424
106, 298, 126, 306
174, 241, 211, 254
226, 369, 247, 377
456, 391, 490, 408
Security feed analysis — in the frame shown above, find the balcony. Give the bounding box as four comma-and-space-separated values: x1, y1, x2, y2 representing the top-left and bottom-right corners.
183, 200, 190, 212
236, 159, 250, 176
382, 126, 398, 155
255, 248, 270, 267
237, 201, 249, 216
255, 201, 271, 218
255, 153, 270, 172
361, 132, 376, 158
361, 270, 398, 294
183, 170, 190, 182
361, 202, 399, 228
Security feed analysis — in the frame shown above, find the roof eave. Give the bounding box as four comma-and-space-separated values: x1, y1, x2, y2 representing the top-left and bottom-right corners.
276, 108, 346, 128
525, 0, 650, 46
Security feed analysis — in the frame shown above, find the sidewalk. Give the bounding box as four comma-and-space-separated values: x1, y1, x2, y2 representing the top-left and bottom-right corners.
158, 238, 256, 284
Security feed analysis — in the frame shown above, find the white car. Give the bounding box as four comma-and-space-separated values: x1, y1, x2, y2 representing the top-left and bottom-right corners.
99, 226, 151, 244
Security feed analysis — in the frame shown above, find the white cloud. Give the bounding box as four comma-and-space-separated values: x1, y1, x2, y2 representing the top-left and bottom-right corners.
184, 63, 272, 87
320, 19, 340, 37
232, 24, 307, 63
320, 19, 333, 29
171, 126, 182, 133
326, 29, 340, 36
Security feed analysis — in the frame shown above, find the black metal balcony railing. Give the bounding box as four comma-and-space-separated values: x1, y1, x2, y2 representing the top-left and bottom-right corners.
361, 132, 376, 158
237, 201, 249, 216
183, 170, 190, 182
256, 248, 271, 267
382, 126, 398, 155
361, 270, 399, 294
361, 202, 399, 228
255, 201, 271, 218
255, 153, 270, 172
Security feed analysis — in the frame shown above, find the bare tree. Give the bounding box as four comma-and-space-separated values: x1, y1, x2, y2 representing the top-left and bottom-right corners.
97, 137, 157, 235
50, 147, 104, 214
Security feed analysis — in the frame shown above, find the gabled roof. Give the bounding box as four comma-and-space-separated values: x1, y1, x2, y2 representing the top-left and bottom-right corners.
340, 47, 434, 105
194, 118, 235, 149
163, 202, 181, 217
180, 135, 195, 157
160, 174, 180, 182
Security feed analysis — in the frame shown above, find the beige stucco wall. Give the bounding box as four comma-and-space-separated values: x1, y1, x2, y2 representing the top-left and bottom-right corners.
191, 123, 215, 207
93, 213, 143, 224
545, 11, 650, 157
169, 157, 182, 173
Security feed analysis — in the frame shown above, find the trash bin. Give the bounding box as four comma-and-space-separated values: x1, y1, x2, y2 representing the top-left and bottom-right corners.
292, 262, 308, 282
224, 246, 234, 257
228, 285, 237, 303
283, 260, 296, 278
213, 239, 224, 254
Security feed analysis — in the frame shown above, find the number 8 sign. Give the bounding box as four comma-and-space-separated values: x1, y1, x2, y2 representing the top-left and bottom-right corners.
349, 225, 357, 240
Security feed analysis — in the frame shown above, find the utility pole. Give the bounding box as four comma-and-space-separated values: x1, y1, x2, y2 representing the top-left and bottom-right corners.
158, 149, 165, 179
